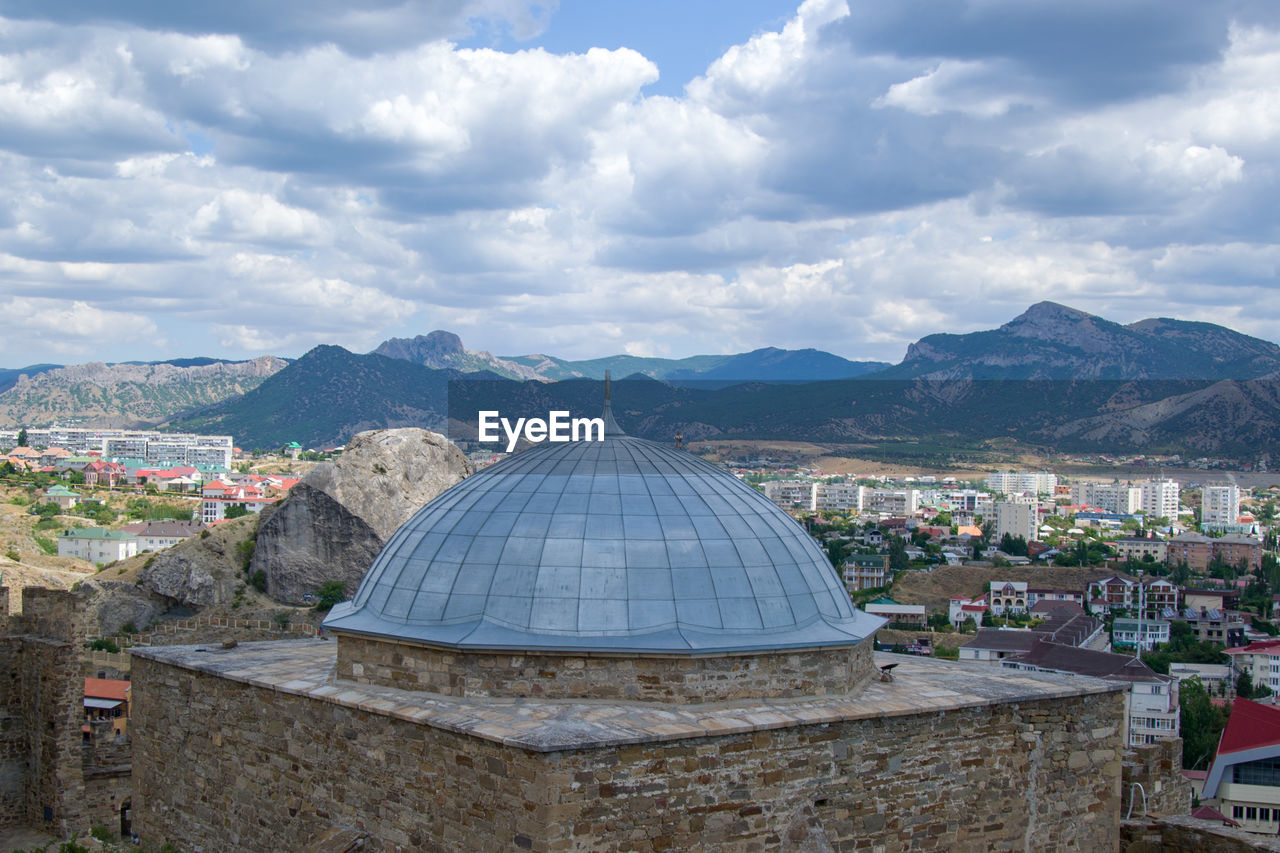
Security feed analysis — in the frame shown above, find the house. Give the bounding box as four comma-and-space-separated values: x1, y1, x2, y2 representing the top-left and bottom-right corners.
1214, 534, 1264, 574
1003, 640, 1179, 747
862, 600, 926, 627
959, 605, 1103, 663
57, 528, 138, 563
1026, 588, 1084, 608
43, 484, 80, 510
1086, 576, 1178, 617
1185, 588, 1240, 613
81, 460, 127, 488
1225, 639, 1280, 695
841, 553, 889, 592
84, 677, 131, 735
948, 594, 989, 627
1179, 607, 1247, 647
988, 581, 1028, 615
119, 519, 205, 552
1112, 537, 1168, 563
1201, 698, 1280, 836
1112, 618, 1171, 651
1168, 662, 1233, 695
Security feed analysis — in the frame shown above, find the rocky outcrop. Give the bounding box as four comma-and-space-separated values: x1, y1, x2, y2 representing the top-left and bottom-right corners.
137, 515, 259, 608
251, 429, 472, 603
78, 578, 168, 635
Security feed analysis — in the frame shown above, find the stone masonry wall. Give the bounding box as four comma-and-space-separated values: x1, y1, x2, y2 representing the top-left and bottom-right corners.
134, 654, 1125, 852
1122, 738, 1192, 818
335, 633, 875, 702
0, 587, 89, 836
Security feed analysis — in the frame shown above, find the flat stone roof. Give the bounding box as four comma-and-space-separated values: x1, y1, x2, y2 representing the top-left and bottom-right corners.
133, 640, 1126, 753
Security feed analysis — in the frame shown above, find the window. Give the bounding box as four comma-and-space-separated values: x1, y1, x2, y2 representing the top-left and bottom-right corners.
1247, 807, 1258, 821
1234, 757, 1280, 787
1234, 806, 1244, 819
1262, 808, 1271, 821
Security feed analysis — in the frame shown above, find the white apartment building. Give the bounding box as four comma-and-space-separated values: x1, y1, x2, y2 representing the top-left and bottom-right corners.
1070, 481, 1141, 514
994, 500, 1037, 544
1203, 484, 1242, 530
1112, 618, 1171, 652
987, 470, 1058, 497
1226, 639, 1280, 696
1138, 478, 1180, 521
0, 427, 234, 469
811, 482, 862, 513
863, 488, 920, 516
762, 480, 813, 510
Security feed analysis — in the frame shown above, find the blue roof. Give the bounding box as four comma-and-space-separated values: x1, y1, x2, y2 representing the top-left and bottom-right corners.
324, 431, 883, 654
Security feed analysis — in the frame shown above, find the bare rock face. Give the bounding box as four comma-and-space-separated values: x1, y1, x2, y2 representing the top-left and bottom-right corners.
252, 429, 472, 603
79, 578, 168, 635
137, 515, 259, 608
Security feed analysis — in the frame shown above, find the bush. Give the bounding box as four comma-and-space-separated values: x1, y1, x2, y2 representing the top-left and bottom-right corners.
249, 570, 268, 592
89, 825, 113, 843
4, 548, 19, 562
89, 638, 120, 653
35, 536, 57, 555
314, 580, 347, 611
120, 621, 137, 636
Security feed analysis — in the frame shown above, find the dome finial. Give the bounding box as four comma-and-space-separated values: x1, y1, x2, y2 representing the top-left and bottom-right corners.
602, 370, 625, 436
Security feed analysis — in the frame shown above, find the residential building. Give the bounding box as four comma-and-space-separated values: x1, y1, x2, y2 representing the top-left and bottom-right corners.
1139, 478, 1181, 521
57, 528, 138, 563
862, 601, 926, 627
863, 488, 920, 516
1185, 588, 1240, 613
1180, 608, 1247, 646
1225, 639, 1280, 696
948, 594, 989, 627
1086, 576, 1178, 618
1003, 640, 1178, 747
1203, 484, 1242, 530
841, 553, 889, 592
959, 605, 1102, 663
988, 581, 1028, 615
987, 471, 1057, 496
84, 677, 132, 735
1111, 537, 1168, 564
0, 427, 234, 469
1026, 588, 1085, 608
1202, 699, 1280, 836
119, 519, 205, 552
1112, 618, 1171, 651
43, 484, 80, 510
1168, 662, 1233, 694
994, 500, 1037, 544
1071, 481, 1141, 514
1166, 531, 1213, 572
1214, 534, 1264, 574
762, 480, 812, 511
811, 482, 862, 513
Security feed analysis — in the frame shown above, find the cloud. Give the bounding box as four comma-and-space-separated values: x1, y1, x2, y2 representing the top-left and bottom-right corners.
2, 2, 1280, 368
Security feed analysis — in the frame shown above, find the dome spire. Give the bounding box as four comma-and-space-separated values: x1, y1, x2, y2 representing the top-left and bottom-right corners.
602, 370, 625, 436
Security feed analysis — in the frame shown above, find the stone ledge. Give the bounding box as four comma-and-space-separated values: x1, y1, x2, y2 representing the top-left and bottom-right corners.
133, 639, 1126, 752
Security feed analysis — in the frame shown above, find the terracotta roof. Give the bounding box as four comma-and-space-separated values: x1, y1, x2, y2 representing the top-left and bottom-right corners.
1223, 638, 1280, 656
84, 678, 130, 702
1218, 698, 1280, 756
1190, 805, 1239, 826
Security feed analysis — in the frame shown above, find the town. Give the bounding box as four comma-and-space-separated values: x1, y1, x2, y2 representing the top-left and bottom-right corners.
4, 420, 1280, 845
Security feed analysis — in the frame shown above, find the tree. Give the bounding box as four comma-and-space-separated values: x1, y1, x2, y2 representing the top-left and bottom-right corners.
1238, 670, 1256, 699
314, 581, 347, 611
887, 537, 909, 573
998, 533, 1029, 557
224, 503, 250, 520
16, 428, 26, 447
1179, 677, 1228, 771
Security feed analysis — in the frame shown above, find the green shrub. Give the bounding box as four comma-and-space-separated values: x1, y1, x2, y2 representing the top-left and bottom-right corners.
35, 536, 58, 555
4, 548, 19, 562
314, 580, 347, 611
89, 825, 113, 843
249, 570, 268, 592
89, 638, 120, 653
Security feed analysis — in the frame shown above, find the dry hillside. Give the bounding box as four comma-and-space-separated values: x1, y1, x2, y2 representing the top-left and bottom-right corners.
890, 564, 1125, 615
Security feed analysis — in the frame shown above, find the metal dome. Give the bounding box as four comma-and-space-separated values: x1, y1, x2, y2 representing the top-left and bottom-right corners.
323, 427, 882, 654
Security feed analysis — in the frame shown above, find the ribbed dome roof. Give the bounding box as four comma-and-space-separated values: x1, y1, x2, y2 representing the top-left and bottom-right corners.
323, 430, 881, 654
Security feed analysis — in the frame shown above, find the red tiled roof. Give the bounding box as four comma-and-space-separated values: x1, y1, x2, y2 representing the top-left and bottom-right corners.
1190, 805, 1239, 826
1223, 638, 1280, 656
84, 678, 130, 702
1217, 698, 1280, 755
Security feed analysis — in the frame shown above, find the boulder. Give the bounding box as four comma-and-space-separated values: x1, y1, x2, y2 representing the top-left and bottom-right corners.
137, 515, 259, 608
251, 429, 471, 603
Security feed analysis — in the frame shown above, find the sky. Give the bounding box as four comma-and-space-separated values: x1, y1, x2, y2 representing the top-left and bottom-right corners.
2, 0, 1280, 367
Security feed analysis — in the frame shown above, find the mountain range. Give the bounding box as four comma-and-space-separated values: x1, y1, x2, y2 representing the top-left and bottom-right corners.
8, 302, 1280, 458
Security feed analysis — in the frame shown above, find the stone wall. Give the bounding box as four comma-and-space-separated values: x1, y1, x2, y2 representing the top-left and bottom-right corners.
0, 587, 88, 836
335, 633, 875, 702
1122, 816, 1280, 852
1122, 738, 1192, 818
134, 652, 1125, 852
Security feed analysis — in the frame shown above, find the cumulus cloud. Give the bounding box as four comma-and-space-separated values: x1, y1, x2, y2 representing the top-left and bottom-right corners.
2, 1, 1280, 367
